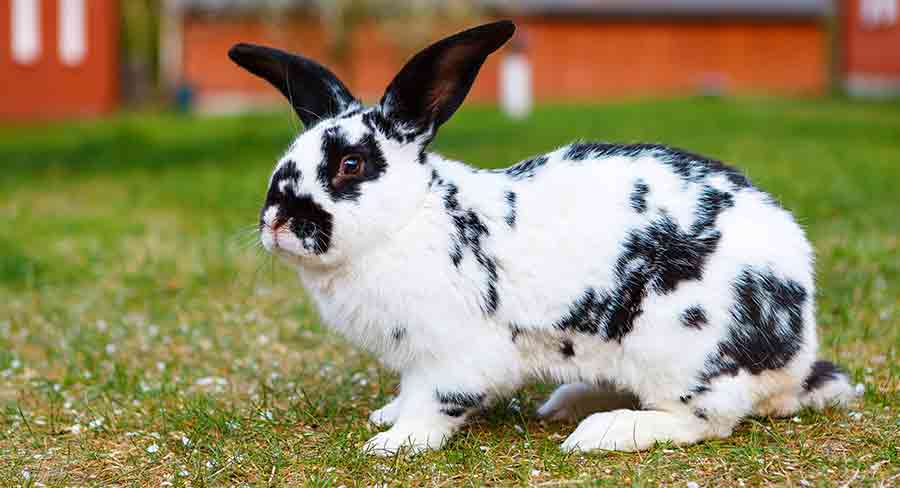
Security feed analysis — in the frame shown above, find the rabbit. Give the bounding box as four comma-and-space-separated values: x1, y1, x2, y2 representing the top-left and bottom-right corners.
228, 20, 857, 455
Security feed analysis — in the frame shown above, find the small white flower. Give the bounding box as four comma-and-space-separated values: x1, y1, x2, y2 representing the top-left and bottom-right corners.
11, 359, 21, 369
181, 436, 192, 447
514, 424, 524, 433
479, 446, 489, 452
178, 470, 190, 477
855, 383, 865, 396
105, 343, 116, 354
146, 443, 160, 454
88, 418, 103, 429
849, 411, 864, 421
530, 469, 541, 476
157, 362, 166, 372
792, 416, 802, 423
205, 460, 215, 470
260, 410, 274, 421
325, 467, 336, 473
70, 424, 83, 435
800, 480, 811, 486
687, 482, 700, 488
21, 468, 30, 480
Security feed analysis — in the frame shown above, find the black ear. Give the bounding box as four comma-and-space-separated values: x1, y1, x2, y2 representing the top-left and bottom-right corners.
228, 43, 358, 127
380, 20, 515, 132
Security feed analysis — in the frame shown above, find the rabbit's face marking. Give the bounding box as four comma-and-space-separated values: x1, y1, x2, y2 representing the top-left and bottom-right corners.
260, 111, 433, 265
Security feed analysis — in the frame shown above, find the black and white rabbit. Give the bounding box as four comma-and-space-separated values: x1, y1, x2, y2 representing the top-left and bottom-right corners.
229, 21, 856, 455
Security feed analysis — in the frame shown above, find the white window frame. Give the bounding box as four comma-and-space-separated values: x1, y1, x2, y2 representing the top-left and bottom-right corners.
11, 0, 41, 65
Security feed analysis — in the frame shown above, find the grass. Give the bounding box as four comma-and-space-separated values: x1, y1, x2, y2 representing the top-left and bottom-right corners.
0, 98, 897, 487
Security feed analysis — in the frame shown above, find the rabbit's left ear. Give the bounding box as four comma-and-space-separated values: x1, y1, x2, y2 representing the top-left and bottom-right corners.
380, 20, 516, 133
229, 43, 357, 127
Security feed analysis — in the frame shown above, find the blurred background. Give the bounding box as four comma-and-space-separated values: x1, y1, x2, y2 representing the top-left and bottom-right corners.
1, 0, 899, 120
1, 2, 898, 486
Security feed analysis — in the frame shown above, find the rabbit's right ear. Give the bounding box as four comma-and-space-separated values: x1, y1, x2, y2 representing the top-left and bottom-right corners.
379, 21, 516, 135
228, 43, 357, 127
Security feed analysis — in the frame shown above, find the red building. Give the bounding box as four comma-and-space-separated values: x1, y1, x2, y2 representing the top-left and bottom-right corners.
0, 0, 119, 120
168, 0, 831, 112
842, 0, 900, 97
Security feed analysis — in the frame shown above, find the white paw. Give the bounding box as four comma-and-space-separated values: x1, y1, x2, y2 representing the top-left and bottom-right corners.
538, 383, 637, 422
537, 383, 596, 421
362, 424, 449, 456
369, 397, 401, 427
561, 410, 644, 452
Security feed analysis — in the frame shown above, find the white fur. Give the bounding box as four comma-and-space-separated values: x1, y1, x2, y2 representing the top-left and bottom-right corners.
255, 110, 855, 456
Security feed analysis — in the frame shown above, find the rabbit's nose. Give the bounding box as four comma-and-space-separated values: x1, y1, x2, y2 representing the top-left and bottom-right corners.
271, 215, 289, 231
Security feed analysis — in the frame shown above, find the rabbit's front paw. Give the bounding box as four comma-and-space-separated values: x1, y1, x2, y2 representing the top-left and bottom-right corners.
362, 424, 449, 456
369, 397, 402, 427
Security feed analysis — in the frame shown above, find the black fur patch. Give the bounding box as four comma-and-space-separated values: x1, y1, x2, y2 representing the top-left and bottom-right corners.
317, 126, 388, 202
693, 408, 709, 421
504, 191, 517, 228
283, 197, 334, 254
361, 108, 431, 144
509, 324, 523, 342
630, 180, 650, 213
803, 360, 844, 392
503, 155, 549, 179
681, 306, 708, 329
439, 181, 500, 315
555, 184, 732, 341
560, 339, 575, 358
263, 161, 334, 254
562, 143, 752, 189
391, 327, 406, 342
702, 267, 808, 379
436, 390, 485, 417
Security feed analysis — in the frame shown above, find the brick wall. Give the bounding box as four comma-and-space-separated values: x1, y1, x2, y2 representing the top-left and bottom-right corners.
181, 14, 827, 109
0, 0, 119, 120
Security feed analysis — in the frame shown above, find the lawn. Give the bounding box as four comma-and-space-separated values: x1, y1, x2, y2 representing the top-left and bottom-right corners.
0, 98, 897, 487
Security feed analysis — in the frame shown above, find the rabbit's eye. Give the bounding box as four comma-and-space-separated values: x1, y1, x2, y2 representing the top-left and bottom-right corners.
339, 154, 365, 177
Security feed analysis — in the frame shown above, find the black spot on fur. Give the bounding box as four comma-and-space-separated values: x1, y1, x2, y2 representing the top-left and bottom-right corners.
562, 143, 752, 190
692, 187, 735, 236
702, 267, 808, 379
503, 155, 549, 179
630, 180, 649, 213
391, 327, 406, 342
693, 408, 709, 421
504, 191, 517, 228
509, 324, 523, 342
560, 340, 575, 358
554, 183, 732, 341
317, 126, 388, 202
803, 360, 845, 392
436, 390, 485, 416
439, 180, 500, 315
682, 306, 708, 330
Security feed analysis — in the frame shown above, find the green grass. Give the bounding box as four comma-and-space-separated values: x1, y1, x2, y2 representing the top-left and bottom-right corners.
1, 98, 897, 487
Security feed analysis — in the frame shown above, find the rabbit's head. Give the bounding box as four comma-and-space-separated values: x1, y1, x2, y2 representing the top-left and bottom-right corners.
230, 21, 515, 267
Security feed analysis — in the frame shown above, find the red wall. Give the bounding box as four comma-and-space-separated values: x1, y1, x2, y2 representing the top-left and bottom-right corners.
0, 0, 119, 120
843, 0, 900, 77
182, 14, 827, 108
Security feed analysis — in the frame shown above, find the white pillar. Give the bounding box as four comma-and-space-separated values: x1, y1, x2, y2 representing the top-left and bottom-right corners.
11, 0, 41, 64
500, 51, 532, 119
